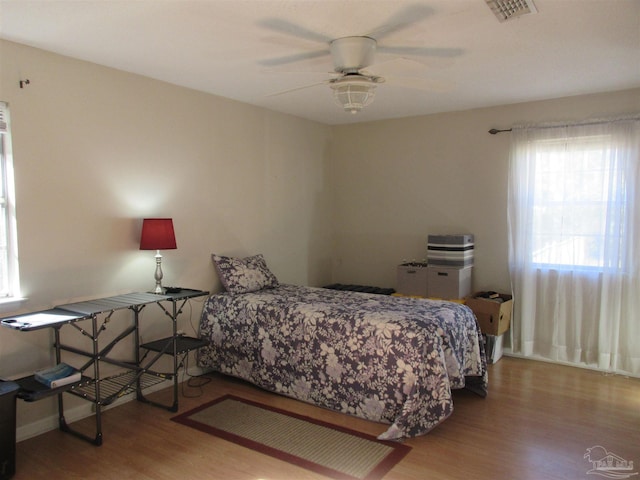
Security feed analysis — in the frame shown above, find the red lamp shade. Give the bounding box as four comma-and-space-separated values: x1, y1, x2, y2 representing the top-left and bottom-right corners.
140, 218, 177, 250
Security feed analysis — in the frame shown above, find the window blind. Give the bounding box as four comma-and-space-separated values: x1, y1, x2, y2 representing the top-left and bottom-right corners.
0, 102, 7, 134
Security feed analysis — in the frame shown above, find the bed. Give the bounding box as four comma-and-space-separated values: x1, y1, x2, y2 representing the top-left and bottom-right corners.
198, 254, 487, 440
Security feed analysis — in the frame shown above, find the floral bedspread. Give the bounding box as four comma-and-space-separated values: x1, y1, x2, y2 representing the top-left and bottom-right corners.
198, 284, 487, 440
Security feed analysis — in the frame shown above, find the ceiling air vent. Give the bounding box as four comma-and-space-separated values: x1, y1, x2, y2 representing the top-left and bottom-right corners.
485, 0, 538, 22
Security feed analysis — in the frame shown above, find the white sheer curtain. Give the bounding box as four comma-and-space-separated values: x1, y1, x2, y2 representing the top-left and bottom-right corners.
507, 116, 640, 376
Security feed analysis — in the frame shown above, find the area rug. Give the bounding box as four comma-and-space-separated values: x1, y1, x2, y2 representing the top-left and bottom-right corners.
171, 394, 411, 480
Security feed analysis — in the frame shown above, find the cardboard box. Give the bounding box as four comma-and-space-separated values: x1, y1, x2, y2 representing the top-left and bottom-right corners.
466, 293, 513, 335
426, 266, 472, 299
483, 334, 504, 364
396, 263, 428, 297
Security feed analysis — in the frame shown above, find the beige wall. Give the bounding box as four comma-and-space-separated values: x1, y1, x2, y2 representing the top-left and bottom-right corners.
0, 40, 333, 436
329, 88, 640, 293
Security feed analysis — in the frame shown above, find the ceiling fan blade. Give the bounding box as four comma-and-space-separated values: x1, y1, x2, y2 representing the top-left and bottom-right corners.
259, 48, 330, 67
363, 57, 440, 78
365, 3, 435, 40
258, 18, 332, 44
261, 68, 336, 75
260, 34, 321, 50
364, 55, 454, 77
378, 45, 464, 58
385, 75, 453, 93
266, 80, 328, 98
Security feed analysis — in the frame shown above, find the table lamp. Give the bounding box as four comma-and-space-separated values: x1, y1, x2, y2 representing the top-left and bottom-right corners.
140, 218, 177, 294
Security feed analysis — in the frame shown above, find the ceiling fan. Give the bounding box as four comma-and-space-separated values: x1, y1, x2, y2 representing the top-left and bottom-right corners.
259, 4, 463, 114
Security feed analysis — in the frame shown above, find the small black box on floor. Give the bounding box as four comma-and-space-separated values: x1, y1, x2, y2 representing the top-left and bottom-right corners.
0, 380, 19, 480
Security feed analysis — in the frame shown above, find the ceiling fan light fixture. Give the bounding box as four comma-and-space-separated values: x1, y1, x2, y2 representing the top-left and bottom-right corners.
330, 77, 377, 114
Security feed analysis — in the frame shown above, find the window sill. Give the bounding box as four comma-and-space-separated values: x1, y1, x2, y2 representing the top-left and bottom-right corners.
0, 296, 28, 313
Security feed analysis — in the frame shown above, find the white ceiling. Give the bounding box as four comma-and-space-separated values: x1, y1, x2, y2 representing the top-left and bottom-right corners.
1, 0, 638, 125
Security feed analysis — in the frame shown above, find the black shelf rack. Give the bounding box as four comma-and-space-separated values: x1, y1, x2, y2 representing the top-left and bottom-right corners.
140, 335, 209, 355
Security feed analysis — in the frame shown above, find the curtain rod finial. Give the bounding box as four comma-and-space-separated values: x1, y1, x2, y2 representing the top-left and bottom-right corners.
488, 128, 512, 135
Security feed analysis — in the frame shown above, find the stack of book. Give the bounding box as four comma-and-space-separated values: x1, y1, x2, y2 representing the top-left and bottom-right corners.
34, 362, 81, 388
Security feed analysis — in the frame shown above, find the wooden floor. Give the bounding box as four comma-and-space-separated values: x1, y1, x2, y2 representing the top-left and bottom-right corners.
12, 356, 640, 480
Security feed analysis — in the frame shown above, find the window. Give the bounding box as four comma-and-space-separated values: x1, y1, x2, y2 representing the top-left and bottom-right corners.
508, 116, 640, 375
529, 134, 626, 271
0, 101, 19, 299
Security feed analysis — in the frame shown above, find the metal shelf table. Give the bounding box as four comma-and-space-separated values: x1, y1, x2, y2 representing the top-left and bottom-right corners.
136, 289, 210, 412
0, 289, 209, 446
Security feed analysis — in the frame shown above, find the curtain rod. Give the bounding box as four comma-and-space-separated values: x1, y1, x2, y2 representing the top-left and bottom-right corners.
488, 115, 640, 135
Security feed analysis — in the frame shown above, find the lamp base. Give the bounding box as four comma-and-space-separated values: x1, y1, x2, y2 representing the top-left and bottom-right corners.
153, 250, 164, 294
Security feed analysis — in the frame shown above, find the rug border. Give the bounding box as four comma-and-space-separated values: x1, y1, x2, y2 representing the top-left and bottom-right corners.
171, 394, 411, 480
